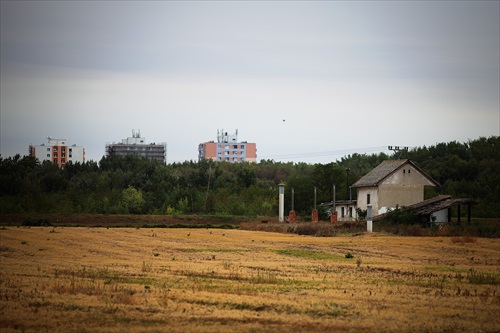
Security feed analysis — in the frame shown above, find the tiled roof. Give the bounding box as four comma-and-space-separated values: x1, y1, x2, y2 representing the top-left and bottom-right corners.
352, 159, 439, 188
352, 159, 408, 187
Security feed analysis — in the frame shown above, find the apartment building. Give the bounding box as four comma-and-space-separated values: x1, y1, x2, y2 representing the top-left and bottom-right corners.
198, 129, 256, 163
29, 137, 85, 167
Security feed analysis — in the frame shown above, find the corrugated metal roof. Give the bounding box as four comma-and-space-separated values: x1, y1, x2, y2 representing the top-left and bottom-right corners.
373, 195, 476, 220
414, 198, 476, 215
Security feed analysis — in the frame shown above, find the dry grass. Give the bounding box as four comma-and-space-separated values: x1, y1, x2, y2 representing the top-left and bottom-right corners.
0, 226, 499, 332
450, 235, 478, 244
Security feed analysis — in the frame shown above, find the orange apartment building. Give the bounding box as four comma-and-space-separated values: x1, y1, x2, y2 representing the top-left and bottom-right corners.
198, 129, 256, 163
29, 137, 85, 168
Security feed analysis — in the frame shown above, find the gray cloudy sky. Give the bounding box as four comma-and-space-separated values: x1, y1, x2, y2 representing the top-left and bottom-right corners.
1, 1, 499, 163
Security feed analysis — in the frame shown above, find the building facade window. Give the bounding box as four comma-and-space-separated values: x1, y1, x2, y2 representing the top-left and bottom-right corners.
367, 194, 371, 205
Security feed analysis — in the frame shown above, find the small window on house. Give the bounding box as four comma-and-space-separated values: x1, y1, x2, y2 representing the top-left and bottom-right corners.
367, 194, 371, 205
341, 207, 345, 218
403, 169, 406, 174
47, 154, 50, 157
349, 207, 353, 217
408, 169, 411, 174
47, 148, 50, 151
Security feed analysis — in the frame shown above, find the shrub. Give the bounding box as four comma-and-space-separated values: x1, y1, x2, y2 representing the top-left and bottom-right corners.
287, 223, 337, 237
381, 206, 419, 225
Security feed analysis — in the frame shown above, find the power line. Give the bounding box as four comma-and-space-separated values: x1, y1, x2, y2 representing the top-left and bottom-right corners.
259, 146, 390, 160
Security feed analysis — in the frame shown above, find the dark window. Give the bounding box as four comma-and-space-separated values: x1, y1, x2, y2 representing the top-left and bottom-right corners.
367, 194, 371, 205
341, 207, 345, 217
349, 207, 353, 217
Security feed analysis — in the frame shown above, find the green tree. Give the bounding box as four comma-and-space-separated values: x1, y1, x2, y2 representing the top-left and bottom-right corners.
122, 186, 145, 214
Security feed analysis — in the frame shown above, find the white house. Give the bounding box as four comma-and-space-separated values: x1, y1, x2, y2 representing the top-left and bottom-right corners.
352, 159, 439, 217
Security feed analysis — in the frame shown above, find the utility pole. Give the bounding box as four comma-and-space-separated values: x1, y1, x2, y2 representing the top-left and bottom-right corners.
388, 146, 409, 159
345, 168, 350, 200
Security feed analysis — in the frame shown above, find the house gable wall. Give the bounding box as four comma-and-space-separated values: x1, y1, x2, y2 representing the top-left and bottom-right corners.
356, 186, 379, 214
356, 163, 437, 215
377, 164, 434, 212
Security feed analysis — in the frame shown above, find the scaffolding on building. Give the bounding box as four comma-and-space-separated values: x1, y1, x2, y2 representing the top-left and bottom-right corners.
105, 130, 167, 163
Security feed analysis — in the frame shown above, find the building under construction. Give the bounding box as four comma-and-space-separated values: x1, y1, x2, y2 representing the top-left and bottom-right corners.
105, 130, 166, 163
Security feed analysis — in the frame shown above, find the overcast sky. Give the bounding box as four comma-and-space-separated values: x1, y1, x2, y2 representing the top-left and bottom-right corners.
1, 1, 499, 164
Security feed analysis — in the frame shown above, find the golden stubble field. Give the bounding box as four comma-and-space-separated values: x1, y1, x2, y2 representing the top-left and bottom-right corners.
0, 226, 499, 333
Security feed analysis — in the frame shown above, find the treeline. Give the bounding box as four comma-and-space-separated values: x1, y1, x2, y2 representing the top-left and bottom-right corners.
0, 136, 498, 218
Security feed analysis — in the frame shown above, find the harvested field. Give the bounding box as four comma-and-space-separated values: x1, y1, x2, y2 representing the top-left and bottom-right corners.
0, 226, 499, 332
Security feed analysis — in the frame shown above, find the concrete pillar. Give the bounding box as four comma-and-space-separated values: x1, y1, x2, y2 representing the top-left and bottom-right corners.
367, 204, 373, 232
279, 183, 285, 222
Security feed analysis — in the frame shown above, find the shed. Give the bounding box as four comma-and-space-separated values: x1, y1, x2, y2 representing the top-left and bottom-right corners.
373, 195, 476, 225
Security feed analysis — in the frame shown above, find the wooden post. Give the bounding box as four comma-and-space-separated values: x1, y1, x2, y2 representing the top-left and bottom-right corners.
311, 186, 318, 222
467, 204, 471, 224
